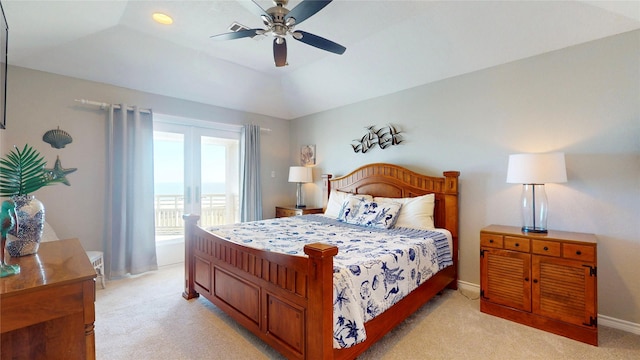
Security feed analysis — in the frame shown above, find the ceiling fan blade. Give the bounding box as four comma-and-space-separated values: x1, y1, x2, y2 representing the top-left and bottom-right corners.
249, 0, 271, 19
273, 38, 287, 67
210, 28, 263, 40
292, 30, 346, 55
285, 0, 332, 25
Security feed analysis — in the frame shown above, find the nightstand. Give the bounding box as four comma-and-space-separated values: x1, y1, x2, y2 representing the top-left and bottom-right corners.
480, 224, 598, 345
275, 205, 324, 218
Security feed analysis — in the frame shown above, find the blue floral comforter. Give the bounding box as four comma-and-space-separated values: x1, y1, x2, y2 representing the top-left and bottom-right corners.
206, 214, 452, 349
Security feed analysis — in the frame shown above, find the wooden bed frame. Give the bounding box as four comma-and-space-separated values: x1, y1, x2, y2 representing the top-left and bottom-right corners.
182, 163, 460, 359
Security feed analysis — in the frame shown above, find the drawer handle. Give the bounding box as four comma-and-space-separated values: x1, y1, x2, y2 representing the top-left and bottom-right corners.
489, 239, 494, 243
543, 246, 549, 251
533, 279, 538, 284
524, 277, 529, 282
576, 250, 582, 255
515, 243, 520, 247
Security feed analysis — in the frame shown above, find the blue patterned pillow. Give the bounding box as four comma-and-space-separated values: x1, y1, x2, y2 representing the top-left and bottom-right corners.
337, 196, 371, 222
326, 191, 373, 218
343, 200, 403, 229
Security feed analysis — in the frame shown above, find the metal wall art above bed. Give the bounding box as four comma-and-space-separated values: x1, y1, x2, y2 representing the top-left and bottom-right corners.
351, 124, 403, 153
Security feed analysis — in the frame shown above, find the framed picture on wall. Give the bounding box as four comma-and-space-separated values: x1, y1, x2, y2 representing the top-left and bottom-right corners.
300, 145, 316, 165
0, 1, 7, 129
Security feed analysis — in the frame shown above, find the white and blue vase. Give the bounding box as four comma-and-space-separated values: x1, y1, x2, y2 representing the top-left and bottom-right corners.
6, 195, 45, 257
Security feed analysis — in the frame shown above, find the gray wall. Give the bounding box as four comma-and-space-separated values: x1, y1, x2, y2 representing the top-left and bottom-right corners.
0, 66, 291, 252
289, 30, 640, 324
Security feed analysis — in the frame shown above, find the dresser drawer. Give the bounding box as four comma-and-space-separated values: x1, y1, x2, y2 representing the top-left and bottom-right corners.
276, 207, 301, 218
532, 240, 561, 257
480, 233, 503, 248
504, 236, 530, 252
563, 243, 596, 262
276, 206, 324, 218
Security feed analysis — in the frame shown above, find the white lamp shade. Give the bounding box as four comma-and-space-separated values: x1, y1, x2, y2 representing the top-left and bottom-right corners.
506, 152, 567, 184
288, 166, 313, 183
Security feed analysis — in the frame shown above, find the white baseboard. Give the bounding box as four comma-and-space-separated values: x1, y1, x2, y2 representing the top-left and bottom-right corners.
598, 315, 640, 335
456, 280, 640, 336
457, 280, 480, 295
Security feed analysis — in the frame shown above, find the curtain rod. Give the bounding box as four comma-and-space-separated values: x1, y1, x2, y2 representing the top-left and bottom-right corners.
74, 99, 152, 114
75, 98, 272, 132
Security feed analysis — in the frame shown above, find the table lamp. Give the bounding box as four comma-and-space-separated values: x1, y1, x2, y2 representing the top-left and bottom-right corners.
288, 166, 312, 208
506, 152, 567, 233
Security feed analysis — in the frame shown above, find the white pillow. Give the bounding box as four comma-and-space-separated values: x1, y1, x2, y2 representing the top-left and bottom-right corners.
325, 190, 373, 218
373, 193, 435, 230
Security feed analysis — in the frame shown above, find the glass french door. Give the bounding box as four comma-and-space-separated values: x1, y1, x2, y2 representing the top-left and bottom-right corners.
153, 120, 240, 265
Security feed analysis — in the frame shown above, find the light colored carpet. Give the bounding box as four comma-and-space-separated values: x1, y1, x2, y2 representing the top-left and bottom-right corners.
95, 264, 640, 359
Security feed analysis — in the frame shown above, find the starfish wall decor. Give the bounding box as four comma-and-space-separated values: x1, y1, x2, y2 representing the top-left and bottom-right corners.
44, 156, 77, 186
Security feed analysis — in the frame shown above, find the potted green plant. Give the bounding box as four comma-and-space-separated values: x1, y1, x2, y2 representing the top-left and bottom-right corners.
0, 144, 68, 256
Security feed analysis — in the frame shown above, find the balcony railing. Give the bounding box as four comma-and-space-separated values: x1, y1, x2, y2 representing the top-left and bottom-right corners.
155, 194, 235, 236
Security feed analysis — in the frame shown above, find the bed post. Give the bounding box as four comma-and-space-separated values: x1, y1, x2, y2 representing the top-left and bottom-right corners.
443, 171, 460, 290
304, 242, 338, 359
322, 174, 332, 211
182, 214, 200, 300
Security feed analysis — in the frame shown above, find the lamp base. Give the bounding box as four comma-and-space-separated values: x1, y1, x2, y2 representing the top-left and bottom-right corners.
519, 184, 549, 235
295, 182, 306, 209
522, 226, 548, 234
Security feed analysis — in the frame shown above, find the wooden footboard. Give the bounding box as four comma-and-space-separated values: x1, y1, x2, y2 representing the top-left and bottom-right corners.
182, 214, 338, 359
183, 215, 455, 360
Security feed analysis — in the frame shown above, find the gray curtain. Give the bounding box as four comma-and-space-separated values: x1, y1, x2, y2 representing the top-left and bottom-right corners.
240, 124, 262, 222
105, 104, 157, 278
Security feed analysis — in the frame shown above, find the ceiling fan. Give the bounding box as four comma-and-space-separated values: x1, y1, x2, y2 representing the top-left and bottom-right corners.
210, 0, 346, 67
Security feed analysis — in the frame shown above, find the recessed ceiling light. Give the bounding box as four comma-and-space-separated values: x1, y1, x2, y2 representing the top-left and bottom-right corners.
152, 12, 173, 25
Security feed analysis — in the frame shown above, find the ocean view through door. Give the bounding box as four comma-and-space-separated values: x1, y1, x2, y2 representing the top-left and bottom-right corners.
153, 119, 240, 266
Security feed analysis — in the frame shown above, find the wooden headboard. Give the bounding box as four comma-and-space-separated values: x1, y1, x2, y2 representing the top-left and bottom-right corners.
322, 163, 459, 233
322, 163, 460, 271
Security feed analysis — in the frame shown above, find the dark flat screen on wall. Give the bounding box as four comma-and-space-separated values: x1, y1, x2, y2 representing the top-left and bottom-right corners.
0, 1, 7, 129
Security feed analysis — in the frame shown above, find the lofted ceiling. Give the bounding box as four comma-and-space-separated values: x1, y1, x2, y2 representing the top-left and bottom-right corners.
2, 1, 639, 120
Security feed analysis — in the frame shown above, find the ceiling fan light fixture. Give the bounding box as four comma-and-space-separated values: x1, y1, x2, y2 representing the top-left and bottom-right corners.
152, 12, 173, 25
285, 17, 296, 27
261, 15, 272, 26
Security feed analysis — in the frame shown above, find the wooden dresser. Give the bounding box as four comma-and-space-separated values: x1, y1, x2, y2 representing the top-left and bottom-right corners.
0, 238, 96, 359
480, 225, 598, 345
275, 205, 324, 218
